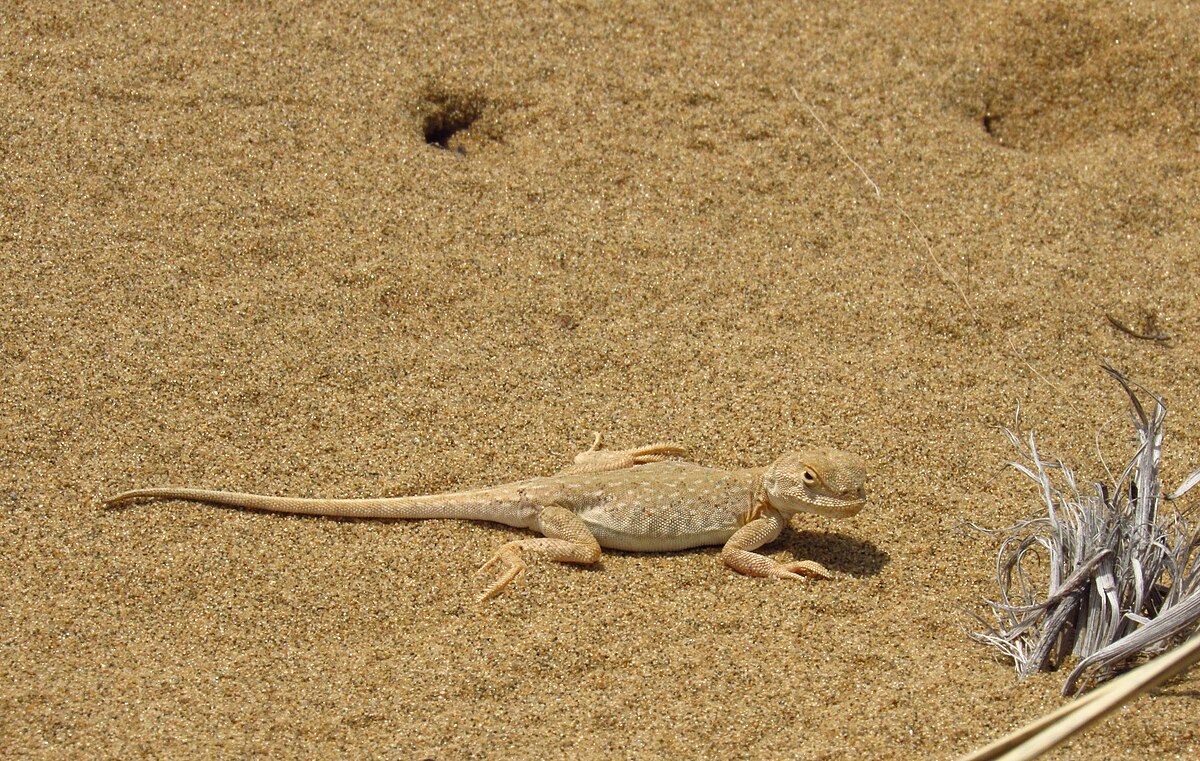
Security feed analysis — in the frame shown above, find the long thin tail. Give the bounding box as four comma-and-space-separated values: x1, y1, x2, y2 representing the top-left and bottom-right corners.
101, 485, 528, 524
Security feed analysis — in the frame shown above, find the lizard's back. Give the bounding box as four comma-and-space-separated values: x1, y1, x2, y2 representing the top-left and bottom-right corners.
539, 461, 759, 552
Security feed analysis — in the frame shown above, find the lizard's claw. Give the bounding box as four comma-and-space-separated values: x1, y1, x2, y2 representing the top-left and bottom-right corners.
476, 544, 527, 601
769, 560, 834, 581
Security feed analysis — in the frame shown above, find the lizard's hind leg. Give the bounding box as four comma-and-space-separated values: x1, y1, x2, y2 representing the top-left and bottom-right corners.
560, 432, 687, 475
476, 506, 602, 601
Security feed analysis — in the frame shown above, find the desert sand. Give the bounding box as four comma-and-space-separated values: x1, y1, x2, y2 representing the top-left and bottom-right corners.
3, 1, 1198, 758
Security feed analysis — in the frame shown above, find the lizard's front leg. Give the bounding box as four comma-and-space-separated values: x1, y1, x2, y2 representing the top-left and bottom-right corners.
721, 509, 833, 581
476, 505, 601, 601
557, 432, 687, 475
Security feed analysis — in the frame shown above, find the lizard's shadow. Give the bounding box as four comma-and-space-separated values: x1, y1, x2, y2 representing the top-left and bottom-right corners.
388, 521, 889, 577
776, 529, 889, 577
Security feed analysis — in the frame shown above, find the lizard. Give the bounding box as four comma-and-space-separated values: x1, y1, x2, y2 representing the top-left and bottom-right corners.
103, 435, 868, 601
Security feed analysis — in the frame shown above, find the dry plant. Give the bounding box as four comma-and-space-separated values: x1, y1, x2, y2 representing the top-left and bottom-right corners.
972, 363, 1200, 697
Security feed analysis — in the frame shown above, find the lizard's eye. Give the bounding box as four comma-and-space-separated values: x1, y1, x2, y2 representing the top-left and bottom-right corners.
802, 470, 816, 484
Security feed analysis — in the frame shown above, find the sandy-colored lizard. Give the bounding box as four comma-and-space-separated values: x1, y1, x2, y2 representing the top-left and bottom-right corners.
104, 436, 868, 600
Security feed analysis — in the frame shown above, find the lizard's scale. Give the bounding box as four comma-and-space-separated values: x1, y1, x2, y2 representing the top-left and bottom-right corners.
105, 438, 867, 600
565, 462, 761, 551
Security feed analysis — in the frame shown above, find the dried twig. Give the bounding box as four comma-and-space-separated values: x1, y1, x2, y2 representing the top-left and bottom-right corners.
1105, 312, 1170, 342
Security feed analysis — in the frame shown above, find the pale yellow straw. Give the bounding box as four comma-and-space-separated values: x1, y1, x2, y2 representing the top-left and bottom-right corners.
960, 633, 1200, 761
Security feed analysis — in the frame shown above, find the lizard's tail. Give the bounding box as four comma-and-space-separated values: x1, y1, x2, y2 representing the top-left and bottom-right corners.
101, 486, 529, 525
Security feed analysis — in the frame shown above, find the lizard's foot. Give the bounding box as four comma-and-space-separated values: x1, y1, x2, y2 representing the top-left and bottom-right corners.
769, 560, 834, 580
476, 544, 528, 602
565, 433, 687, 474
474, 538, 602, 601
474, 508, 602, 601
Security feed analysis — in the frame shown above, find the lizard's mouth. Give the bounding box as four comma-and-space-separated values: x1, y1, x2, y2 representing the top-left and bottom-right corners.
809, 498, 866, 519
804, 487, 867, 518
770, 490, 866, 519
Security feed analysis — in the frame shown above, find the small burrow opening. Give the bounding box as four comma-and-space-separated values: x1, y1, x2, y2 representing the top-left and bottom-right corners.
419, 89, 487, 152
981, 105, 996, 137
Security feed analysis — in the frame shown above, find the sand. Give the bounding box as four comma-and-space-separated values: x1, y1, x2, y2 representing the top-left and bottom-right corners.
3, 0, 1199, 758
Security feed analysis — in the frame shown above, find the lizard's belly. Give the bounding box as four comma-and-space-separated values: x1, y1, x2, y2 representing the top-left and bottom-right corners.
583, 521, 739, 552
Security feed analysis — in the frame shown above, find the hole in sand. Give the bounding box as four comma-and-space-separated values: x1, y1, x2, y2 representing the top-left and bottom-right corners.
419, 88, 487, 153
981, 101, 997, 137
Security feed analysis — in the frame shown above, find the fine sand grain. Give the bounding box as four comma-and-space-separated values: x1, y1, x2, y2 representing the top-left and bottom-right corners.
3, 1, 1199, 758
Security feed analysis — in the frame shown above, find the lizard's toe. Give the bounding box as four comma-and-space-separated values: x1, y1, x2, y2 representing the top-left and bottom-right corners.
774, 560, 834, 580
476, 544, 527, 601
627, 443, 688, 461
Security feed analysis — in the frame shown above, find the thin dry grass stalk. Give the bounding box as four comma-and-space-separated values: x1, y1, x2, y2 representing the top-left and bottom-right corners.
959, 632, 1200, 761
971, 363, 1200, 696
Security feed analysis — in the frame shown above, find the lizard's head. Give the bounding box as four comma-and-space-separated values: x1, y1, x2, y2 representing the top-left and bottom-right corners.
763, 448, 867, 519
